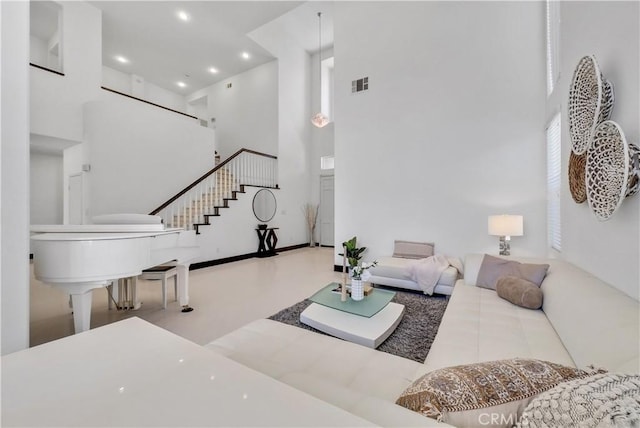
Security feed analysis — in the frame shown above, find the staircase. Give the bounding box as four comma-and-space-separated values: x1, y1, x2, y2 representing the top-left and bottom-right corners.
150, 149, 278, 234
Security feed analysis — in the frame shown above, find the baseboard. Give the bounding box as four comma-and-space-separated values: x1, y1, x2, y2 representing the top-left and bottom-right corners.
279, 243, 311, 252
190, 243, 309, 270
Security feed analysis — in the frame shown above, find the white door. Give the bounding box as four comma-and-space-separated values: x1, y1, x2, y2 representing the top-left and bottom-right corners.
319, 175, 335, 247
68, 174, 83, 224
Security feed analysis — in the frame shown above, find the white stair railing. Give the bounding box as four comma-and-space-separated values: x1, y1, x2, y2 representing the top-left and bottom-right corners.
150, 149, 278, 231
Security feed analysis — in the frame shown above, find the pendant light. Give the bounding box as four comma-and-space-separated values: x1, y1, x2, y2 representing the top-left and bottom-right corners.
311, 12, 329, 128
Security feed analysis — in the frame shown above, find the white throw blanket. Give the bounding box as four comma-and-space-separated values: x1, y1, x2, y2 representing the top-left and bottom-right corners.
406, 255, 452, 295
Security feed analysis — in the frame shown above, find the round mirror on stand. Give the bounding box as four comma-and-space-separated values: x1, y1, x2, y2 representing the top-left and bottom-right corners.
253, 189, 277, 224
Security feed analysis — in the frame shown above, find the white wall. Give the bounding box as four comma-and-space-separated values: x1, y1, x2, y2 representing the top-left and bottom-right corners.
1, 0, 30, 354
195, 187, 281, 262
62, 143, 85, 223
333, 2, 547, 263
249, 22, 313, 249
555, 1, 639, 299
30, 1, 102, 142
83, 96, 215, 218
101, 65, 131, 94
185, 26, 312, 259
144, 81, 187, 114
188, 61, 279, 160
30, 151, 63, 224
102, 66, 188, 114
309, 49, 335, 211
183, 42, 310, 261
30, 36, 48, 67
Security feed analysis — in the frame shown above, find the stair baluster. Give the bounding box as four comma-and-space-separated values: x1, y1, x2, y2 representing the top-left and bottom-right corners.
150, 149, 278, 233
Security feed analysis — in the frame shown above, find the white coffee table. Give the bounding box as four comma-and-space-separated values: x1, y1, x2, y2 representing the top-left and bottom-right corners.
300, 301, 405, 348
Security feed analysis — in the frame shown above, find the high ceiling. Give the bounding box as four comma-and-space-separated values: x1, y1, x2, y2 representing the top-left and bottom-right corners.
88, 1, 334, 95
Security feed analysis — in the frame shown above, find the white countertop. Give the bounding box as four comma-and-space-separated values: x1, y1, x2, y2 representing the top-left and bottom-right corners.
2, 318, 375, 427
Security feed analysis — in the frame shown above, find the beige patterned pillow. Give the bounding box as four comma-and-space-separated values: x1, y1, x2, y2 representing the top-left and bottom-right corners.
518, 373, 640, 428
393, 240, 434, 259
396, 358, 593, 428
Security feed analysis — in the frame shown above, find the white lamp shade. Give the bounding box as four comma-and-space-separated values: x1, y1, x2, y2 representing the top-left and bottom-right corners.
488, 215, 523, 237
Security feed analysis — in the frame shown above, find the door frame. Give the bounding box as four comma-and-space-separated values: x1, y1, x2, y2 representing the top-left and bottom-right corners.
319, 174, 335, 247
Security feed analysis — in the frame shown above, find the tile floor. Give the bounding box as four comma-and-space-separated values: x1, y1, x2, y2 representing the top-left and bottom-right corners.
30, 247, 342, 347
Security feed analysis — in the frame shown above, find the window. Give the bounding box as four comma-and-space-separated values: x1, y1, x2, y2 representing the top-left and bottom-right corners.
546, 0, 560, 96
320, 156, 334, 170
321, 57, 334, 121
547, 112, 562, 251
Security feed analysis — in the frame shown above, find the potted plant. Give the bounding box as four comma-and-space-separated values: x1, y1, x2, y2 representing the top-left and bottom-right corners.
340, 236, 366, 269
339, 237, 377, 301
351, 261, 379, 281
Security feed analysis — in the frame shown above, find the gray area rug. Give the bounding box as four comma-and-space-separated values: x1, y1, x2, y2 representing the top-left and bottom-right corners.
268, 287, 448, 363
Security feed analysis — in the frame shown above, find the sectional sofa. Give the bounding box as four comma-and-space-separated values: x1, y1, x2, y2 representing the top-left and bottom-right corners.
206, 254, 640, 427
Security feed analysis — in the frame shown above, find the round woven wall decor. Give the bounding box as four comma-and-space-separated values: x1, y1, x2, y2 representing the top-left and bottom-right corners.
568, 55, 614, 155
568, 152, 587, 204
599, 79, 615, 124
586, 120, 640, 221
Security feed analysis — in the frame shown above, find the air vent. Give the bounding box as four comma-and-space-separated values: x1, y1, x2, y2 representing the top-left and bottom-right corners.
351, 77, 369, 93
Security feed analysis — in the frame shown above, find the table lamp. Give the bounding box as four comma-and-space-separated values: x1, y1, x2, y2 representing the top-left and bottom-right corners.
488, 215, 523, 256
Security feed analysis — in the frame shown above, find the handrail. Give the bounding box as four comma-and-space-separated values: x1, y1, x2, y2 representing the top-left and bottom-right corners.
149, 148, 278, 215
101, 86, 198, 120
30, 62, 65, 76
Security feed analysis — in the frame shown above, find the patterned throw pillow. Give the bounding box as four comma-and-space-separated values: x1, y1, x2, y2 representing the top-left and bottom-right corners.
518, 373, 640, 428
396, 358, 595, 428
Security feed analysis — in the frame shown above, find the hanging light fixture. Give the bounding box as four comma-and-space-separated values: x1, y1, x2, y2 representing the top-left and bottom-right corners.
311, 12, 329, 128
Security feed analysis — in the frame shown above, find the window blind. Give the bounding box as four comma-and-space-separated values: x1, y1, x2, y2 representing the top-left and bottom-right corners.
547, 112, 562, 251
546, 0, 560, 96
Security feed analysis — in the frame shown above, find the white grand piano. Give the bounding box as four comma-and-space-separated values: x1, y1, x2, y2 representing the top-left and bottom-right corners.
30, 214, 199, 334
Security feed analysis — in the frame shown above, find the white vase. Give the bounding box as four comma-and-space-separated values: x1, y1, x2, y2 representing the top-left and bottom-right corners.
351, 279, 364, 301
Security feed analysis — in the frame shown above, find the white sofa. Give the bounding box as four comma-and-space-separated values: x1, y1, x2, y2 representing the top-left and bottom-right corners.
368, 256, 460, 296
205, 254, 640, 427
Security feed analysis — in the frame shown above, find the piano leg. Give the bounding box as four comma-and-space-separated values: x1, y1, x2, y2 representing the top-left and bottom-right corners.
70, 292, 93, 333
176, 263, 193, 313
131, 276, 141, 310
56, 282, 108, 334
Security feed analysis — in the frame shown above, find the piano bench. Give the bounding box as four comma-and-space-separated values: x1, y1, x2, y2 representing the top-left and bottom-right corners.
140, 265, 178, 309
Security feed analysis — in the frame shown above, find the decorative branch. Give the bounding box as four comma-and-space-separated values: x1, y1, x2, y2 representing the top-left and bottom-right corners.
302, 203, 319, 246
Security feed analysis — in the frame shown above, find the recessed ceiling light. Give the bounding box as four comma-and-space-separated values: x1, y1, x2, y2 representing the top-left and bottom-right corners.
177, 10, 190, 22
241, 52, 250, 60
208, 67, 219, 74
115, 55, 129, 64
177, 81, 187, 88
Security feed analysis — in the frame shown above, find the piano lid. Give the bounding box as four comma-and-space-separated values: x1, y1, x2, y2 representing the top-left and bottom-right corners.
30, 229, 183, 241
31, 224, 169, 234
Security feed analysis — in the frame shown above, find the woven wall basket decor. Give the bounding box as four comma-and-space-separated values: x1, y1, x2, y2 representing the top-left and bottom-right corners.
568, 55, 615, 155
568, 152, 587, 203
586, 120, 640, 221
